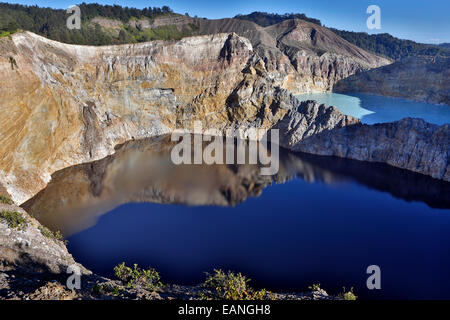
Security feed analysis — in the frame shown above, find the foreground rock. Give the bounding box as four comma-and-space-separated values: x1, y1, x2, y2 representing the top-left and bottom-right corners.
334, 55, 450, 105
0, 203, 83, 274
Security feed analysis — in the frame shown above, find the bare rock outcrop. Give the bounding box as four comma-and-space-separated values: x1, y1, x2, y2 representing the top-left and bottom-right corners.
124, 15, 391, 92
0, 32, 254, 203
195, 18, 391, 93
334, 55, 450, 105
275, 100, 360, 147
0, 203, 84, 274
282, 114, 449, 181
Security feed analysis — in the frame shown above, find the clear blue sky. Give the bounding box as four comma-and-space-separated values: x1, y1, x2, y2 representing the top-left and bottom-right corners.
8, 0, 450, 43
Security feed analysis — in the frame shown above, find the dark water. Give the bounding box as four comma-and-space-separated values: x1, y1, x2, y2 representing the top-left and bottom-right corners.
24, 136, 450, 299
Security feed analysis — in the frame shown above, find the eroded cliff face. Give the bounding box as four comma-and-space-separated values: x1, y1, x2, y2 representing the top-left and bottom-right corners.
333, 56, 450, 105
278, 105, 449, 181
92, 15, 391, 94
0, 32, 256, 203
195, 18, 391, 93
0, 29, 388, 204
0, 30, 445, 205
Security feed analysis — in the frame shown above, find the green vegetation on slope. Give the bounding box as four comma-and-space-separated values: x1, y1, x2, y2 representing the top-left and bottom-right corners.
2, 4, 448, 60
114, 262, 163, 291
330, 29, 450, 60
119, 24, 198, 43
0, 195, 14, 205
38, 225, 67, 244
234, 11, 321, 27
0, 2, 191, 45
0, 210, 28, 230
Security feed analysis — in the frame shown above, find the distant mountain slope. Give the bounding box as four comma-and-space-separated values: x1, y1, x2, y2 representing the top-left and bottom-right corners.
233, 11, 450, 60
0, 2, 390, 93
1, 3, 445, 61
330, 29, 450, 60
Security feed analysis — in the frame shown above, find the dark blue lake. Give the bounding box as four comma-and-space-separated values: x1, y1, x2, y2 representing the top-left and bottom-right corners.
24, 136, 450, 300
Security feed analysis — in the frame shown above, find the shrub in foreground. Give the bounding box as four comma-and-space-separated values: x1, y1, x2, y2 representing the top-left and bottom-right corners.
0, 195, 14, 205
203, 269, 270, 300
114, 262, 163, 291
0, 210, 28, 230
38, 225, 67, 245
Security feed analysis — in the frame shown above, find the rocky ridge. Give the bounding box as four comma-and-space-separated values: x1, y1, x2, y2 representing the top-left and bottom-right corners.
276, 101, 450, 181
0, 30, 388, 204
334, 55, 450, 105
130, 16, 392, 93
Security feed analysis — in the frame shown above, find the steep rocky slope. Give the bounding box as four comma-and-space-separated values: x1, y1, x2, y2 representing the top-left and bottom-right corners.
0, 32, 255, 203
0, 203, 82, 274
277, 101, 449, 181
0, 29, 387, 204
92, 15, 391, 92
334, 56, 450, 105
151, 16, 391, 92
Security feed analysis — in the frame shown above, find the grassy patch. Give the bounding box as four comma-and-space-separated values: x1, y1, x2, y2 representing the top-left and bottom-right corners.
308, 283, 321, 291
338, 287, 357, 300
0, 195, 14, 205
0, 30, 14, 39
203, 269, 270, 300
114, 262, 163, 291
0, 210, 28, 230
92, 283, 123, 296
120, 24, 195, 43
38, 225, 67, 245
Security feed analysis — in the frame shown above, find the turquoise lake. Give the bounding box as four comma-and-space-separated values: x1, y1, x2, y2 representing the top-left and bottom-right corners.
296, 93, 450, 125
